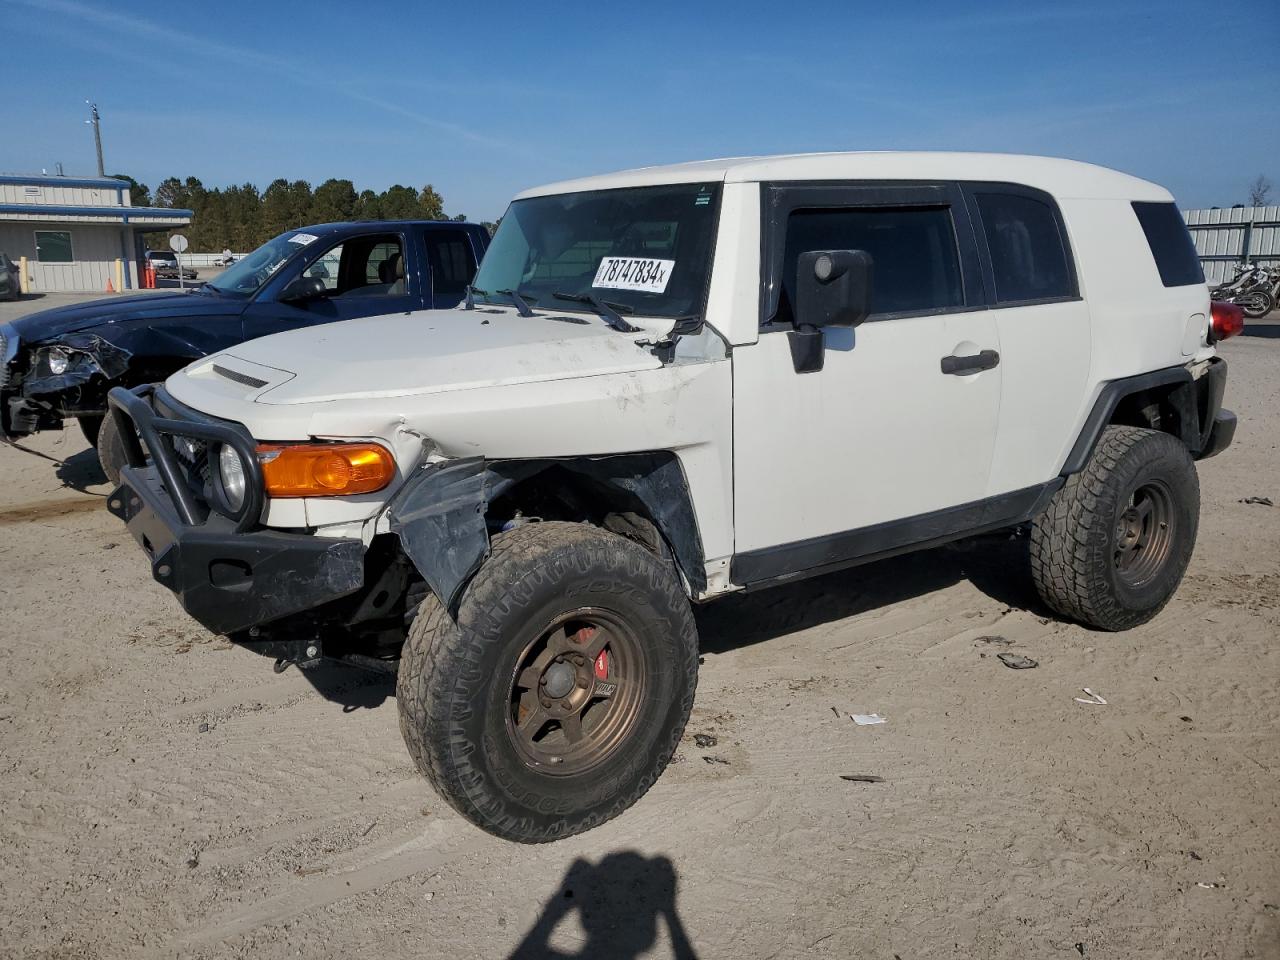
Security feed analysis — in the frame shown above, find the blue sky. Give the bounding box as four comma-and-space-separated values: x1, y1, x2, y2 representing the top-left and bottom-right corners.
2, 0, 1277, 221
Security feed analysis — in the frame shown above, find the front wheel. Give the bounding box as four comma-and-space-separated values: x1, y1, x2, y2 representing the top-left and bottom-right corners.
77, 415, 103, 446
397, 521, 698, 843
96, 412, 128, 485
1030, 426, 1199, 631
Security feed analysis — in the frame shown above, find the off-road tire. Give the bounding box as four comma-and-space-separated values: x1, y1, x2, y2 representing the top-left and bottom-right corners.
77, 415, 102, 446
396, 521, 698, 843
1030, 426, 1199, 631
96, 413, 127, 486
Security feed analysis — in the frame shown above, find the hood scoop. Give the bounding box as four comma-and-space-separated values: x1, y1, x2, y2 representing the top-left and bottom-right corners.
178, 353, 297, 402
212, 363, 269, 389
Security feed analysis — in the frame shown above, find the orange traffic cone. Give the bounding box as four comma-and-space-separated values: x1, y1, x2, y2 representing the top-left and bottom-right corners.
106, 278, 115, 292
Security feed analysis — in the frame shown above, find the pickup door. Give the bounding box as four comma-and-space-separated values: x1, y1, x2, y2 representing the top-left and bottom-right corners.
241, 226, 482, 341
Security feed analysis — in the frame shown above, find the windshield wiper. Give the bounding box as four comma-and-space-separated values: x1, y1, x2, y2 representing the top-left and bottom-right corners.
551, 291, 639, 333
496, 288, 536, 318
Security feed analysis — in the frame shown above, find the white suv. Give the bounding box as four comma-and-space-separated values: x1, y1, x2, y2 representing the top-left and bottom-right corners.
106, 152, 1239, 843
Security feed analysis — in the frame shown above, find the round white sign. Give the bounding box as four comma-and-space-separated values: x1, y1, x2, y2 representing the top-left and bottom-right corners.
169, 234, 189, 253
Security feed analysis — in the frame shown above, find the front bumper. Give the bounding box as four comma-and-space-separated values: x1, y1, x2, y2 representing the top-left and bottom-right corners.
106, 385, 365, 635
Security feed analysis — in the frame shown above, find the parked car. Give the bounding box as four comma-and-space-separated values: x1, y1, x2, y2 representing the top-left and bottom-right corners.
105, 153, 1237, 844
0, 220, 490, 479
0, 252, 19, 301
142, 250, 198, 281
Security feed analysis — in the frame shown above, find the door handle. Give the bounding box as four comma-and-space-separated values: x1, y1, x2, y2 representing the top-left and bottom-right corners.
940, 349, 1000, 376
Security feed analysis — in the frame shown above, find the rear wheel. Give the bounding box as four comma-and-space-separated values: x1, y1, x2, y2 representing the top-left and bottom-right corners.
1239, 290, 1274, 319
95, 413, 127, 485
1030, 426, 1199, 631
397, 521, 698, 843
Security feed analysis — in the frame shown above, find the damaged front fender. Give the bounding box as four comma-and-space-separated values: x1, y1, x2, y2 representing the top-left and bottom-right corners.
386, 454, 706, 611
22, 333, 133, 400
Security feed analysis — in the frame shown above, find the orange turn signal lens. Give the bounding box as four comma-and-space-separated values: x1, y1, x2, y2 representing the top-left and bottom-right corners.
258, 442, 395, 498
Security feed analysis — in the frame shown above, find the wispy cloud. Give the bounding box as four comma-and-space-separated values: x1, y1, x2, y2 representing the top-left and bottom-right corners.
11, 0, 534, 158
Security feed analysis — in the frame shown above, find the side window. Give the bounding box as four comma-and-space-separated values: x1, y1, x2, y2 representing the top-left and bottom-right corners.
776, 206, 963, 321
423, 229, 477, 297
1131, 201, 1204, 287
308, 234, 405, 298
974, 192, 1073, 303
365, 242, 400, 285
306, 245, 342, 290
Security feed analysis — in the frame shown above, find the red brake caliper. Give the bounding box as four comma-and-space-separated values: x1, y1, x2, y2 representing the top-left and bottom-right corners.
574, 625, 609, 679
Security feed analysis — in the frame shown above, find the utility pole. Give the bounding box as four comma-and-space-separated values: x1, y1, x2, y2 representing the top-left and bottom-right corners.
85, 101, 104, 176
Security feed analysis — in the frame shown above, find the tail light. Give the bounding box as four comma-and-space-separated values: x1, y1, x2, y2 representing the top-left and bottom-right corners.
1209, 301, 1245, 343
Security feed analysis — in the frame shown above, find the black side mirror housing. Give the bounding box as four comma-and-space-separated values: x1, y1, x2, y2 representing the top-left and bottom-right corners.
280, 275, 328, 304
789, 249, 873, 373
796, 249, 872, 329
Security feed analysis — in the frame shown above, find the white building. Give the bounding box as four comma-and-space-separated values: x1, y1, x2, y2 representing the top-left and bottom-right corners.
0, 174, 192, 293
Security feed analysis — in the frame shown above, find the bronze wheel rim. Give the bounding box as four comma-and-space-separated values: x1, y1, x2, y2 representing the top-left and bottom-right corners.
1114, 479, 1175, 588
505, 607, 647, 776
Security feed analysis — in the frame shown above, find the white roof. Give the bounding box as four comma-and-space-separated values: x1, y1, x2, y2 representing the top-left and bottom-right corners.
516, 152, 1171, 203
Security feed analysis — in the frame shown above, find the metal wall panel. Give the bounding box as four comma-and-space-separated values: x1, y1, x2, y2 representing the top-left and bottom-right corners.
1184, 206, 1280, 286
0, 223, 126, 292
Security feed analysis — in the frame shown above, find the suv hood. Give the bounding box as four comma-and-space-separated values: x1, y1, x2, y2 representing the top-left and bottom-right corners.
11, 289, 241, 342
184, 306, 671, 405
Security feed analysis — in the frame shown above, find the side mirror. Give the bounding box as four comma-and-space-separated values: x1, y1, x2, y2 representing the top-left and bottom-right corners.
789, 249, 873, 373
279, 275, 328, 304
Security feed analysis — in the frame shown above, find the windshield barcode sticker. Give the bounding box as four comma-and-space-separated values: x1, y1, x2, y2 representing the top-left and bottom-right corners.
592, 257, 675, 294
289, 233, 319, 245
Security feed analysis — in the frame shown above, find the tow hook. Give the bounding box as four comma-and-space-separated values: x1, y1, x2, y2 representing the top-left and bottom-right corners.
272, 638, 324, 673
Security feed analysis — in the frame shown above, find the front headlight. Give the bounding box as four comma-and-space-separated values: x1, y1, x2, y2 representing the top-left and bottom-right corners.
46, 347, 70, 376
218, 444, 247, 512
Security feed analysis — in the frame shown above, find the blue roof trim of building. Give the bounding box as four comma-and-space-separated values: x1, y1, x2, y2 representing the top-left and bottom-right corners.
0, 203, 193, 220
0, 173, 130, 188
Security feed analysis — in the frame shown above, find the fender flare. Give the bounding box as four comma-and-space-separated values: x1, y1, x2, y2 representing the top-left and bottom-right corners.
386, 453, 706, 610
1059, 364, 1200, 476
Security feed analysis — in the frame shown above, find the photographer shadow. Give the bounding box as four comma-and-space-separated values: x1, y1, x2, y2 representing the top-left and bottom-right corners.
508, 852, 696, 960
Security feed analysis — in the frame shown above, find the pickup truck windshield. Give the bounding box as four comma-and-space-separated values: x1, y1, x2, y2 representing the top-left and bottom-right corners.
473, 182, 721, 320
205, 232, 311, 297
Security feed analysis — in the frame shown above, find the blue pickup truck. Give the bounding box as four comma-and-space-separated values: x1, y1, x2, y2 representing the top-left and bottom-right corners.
0, 220, 489, 479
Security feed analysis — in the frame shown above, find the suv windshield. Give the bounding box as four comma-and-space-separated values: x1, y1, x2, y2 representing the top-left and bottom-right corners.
472, 182, 721, 320
205, 231, 315, 297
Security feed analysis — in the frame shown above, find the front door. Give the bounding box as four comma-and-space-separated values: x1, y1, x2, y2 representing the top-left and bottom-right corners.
242, 231, 418, 341
732, 183, 1003, 576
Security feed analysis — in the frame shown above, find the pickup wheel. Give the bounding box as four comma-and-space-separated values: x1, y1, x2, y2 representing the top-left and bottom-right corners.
77, 415, 102, 446
96, 413, 127, 486
1030, 425, 1199, 631
396, 521, 698, 843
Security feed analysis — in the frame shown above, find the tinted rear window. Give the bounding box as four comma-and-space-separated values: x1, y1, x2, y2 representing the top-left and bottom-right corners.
975, 192, 1074, 303
1132, 202, 1204, 287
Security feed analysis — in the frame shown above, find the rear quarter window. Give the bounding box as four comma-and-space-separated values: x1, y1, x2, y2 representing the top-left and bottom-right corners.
1131, 201, 1204, 288
974, 192, 1074, 303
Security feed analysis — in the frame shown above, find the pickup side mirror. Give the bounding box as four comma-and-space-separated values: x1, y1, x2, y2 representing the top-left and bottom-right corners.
789, 249, 873, 373
279, 275, 328, 304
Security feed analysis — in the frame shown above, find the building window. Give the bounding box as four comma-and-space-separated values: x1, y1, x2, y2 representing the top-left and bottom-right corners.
35, 231, 74, 263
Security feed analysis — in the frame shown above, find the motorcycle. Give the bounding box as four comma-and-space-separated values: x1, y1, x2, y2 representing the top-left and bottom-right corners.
1211, 263, 1278, 319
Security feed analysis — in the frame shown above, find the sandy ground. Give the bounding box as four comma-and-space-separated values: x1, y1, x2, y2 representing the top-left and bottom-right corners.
0, 296, 1277, 960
